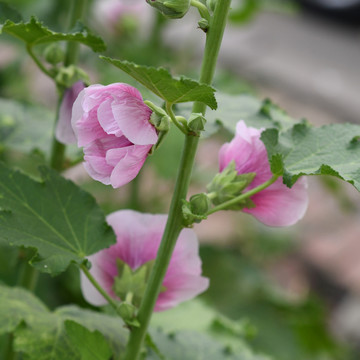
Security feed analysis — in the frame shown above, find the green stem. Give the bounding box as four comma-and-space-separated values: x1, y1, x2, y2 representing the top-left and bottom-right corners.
123, 2, 232, 359
80, 264, 119, 311
207, 175, 279, 215
64, 0, 87, 66
3, 334, 16, 360
26, 44, 54, 78
165, 102, 188, 135
49, 0, 87, 171
191, 0, 211, 21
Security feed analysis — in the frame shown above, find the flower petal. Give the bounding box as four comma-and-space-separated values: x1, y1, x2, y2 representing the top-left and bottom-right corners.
244, 176, 309, 226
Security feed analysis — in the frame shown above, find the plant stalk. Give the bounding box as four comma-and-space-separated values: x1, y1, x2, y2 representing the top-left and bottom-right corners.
123, 2, 232, 359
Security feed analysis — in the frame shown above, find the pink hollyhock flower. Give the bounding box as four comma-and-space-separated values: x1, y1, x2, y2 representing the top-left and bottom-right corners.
55, 81, 86, 145
218, 120, 308, 227
71, 83, 158, 188
81, 210, 209, 311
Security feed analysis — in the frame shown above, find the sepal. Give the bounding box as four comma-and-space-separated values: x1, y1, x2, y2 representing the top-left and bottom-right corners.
207, 161, 256, 209
182, 193, 211, 226
146, 0, 191, 19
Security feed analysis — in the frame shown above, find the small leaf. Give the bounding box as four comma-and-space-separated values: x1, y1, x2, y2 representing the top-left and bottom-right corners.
0, 164, 115, 275
101, 57, 217, 109
65, 320, 112, 360
261, 122, 360, 191
0, 16, 106, 52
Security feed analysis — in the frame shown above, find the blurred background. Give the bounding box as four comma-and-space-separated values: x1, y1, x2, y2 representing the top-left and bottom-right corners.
1, 0, 360, 359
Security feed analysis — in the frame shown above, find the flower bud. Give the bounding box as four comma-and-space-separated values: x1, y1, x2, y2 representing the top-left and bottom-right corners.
188, 113, 206, 133
207, 161, 256, 209
182, 193, 211, 226
43, 43, 64, 65
55, 65, 89, 88
146, 0, 190, 19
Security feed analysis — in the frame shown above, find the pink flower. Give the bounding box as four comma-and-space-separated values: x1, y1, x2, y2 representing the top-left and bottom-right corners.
81, 210, 209, 311
71, 83, 158, 188
56, 81, 86, 145
219, 120, 308, 227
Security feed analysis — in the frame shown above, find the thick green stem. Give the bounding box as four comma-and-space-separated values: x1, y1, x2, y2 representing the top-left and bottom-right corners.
123, 2, 232, 359
207, 175, 279, 215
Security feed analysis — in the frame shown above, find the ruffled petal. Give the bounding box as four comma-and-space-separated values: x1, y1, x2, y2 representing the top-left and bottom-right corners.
111, 96, 157, 145
109, 145, 151, 188
244, 176, 309, 226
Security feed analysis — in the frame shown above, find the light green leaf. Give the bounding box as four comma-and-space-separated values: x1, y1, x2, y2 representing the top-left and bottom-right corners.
100, 57, 217, 109
0, 16, 106, 52
178, 93, 298, 138
0, 164, 115, 275
65, 320, 112, 360
150, 299, 270, 360
261, 123, 360, 191
0, 285, 48, 335
147, 329, 271, 360
0, 284, 128, 359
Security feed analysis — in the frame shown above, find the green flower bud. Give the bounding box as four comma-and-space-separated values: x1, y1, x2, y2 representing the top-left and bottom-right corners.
43, 43, 64, 65
198, 18, 209, 32
188, 113, 206, 133
146, 0, 190, 19
117, 302, 140, 327
182, 193, 211, 226
207, 161, 256, 209
55, 65, 89, 88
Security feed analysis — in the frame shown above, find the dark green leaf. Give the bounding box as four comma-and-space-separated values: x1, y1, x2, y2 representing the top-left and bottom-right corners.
0, 2, 22, 23
261, 123, 360, 191
65, 320, 112, 360
100, 57, 217, 109
0, 16, 106, 52
0, 164, 115, 275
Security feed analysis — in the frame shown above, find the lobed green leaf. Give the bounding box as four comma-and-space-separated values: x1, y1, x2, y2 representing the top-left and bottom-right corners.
0, 164, 116, 275
261, 122, 360, 191
0, 16, 106, 52
101, 57, 217, 109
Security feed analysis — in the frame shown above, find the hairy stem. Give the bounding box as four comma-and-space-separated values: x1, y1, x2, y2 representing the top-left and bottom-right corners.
123, 2, 232, 359
80, 264, 119, 311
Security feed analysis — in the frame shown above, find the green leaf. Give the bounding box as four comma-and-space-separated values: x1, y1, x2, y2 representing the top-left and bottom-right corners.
0, 16, 106, 52
0, 284, 128, 359
0, 164, 115, 275
0, 285, 48, 335
261, 123, 360, 191
147, 329, 271, 360
0, 98, 53, 154
100, 57, 217, 109
178, 93, 299, 138
65, 320, 112, 360
151, 299, 270, 360
0, 2, 22, 23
